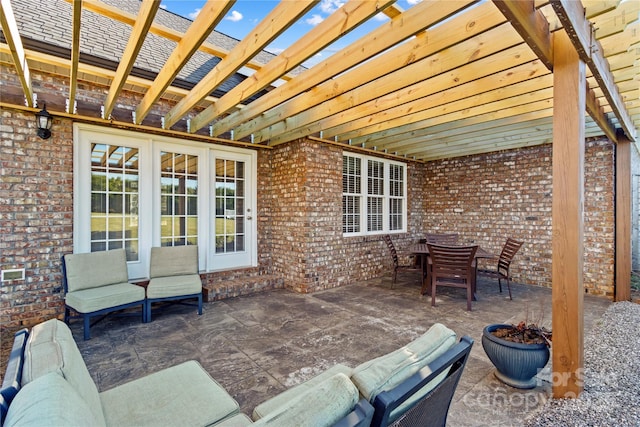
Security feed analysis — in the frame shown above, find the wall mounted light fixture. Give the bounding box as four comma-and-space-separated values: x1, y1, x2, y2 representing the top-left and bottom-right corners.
35, 104, 53, 139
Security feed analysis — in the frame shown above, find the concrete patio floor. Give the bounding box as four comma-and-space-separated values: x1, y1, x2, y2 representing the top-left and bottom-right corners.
69, 273, 611, 426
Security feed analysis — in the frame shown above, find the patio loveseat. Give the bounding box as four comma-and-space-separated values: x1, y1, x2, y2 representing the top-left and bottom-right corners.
0, 320, 472, 427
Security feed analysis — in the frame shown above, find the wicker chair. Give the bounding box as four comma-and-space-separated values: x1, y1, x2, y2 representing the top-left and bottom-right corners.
477, 238, 523, 299
383, 235, 418, 288
427, 244, 478, 311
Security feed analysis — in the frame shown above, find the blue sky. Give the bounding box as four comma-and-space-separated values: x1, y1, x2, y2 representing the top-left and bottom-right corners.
159, 0, 421, 66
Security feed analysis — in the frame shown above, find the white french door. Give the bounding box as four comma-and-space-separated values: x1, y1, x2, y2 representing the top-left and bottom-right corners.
210, 151, 256, 269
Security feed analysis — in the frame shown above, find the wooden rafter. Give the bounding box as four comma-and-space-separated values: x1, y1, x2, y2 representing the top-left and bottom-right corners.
0, 0, 33, 106
103, 0, 160, 119
494, 0, 618, 142
492, 0, 553, 69
339, 68, 551, 146
324, 61, 550, 141
68, 0, 82, 114
261, 25, 529, 145
552, 0, 637, 141
134, 0, 235, 125
188, 0, 398, 134
211, 0, 479, 138
164, 0, 318, 130
65, 0, 295, 82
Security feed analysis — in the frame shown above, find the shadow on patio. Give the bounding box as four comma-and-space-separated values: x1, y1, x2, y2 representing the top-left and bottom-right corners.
66, 273, 610, 426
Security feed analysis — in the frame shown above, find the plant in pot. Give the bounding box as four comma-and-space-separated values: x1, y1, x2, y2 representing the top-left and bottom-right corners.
482, 319, 552, 389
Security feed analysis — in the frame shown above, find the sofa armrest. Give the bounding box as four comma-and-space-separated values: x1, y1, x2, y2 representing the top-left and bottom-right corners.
0, 329, 29, 424
333, 398, 375, 427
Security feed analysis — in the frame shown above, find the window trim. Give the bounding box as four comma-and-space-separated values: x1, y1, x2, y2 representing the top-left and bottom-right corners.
342, 152, 407, 237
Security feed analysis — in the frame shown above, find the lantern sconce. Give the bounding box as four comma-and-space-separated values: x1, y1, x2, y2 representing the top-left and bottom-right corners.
35, 104, 53, 139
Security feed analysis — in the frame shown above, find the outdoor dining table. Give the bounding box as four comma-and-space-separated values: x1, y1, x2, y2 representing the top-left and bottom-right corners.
411, 243, 497, 298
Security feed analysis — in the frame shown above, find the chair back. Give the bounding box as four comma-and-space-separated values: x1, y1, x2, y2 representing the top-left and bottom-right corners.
383, 235, 399, 267
427, 244, 477, 283
425, 233, 459, 245
149, 245, 199, 278
370, 336, 474, 427
497, 238, 523, 275
62, 249, 129, 292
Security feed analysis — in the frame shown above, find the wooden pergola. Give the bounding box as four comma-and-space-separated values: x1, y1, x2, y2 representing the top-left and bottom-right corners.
1, 0, 638, 398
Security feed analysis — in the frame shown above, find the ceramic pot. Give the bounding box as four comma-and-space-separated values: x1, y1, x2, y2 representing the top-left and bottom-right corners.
481, 324, 550, 389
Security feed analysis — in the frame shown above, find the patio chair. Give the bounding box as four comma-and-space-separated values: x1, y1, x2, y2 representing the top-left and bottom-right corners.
427, 244, 478, 311
383, 235, 418, 288
477, 238, 523, 300
145, 245, 203, 322
420, 233, 460, 294
367, 335, 474, 427
62, 249, 146, 340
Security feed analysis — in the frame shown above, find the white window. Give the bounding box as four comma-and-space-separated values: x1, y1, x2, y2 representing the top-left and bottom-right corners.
74, 124, 256, 279
342, 153, 407, 236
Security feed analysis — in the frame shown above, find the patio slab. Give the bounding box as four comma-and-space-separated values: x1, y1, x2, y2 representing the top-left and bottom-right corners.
61, 274, 612, 425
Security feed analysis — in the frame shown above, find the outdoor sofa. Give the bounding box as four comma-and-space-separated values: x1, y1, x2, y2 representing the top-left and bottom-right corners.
0, 320, 472, 427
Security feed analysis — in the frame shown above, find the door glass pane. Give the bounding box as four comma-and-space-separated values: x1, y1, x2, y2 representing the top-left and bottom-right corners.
159, 151, 198, 247
90, 144, 139, 261
215, 159, 245, 254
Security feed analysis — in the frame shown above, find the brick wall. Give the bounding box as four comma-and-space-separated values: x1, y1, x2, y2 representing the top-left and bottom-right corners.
422, 138, 615, 296
0, 108, 74, 329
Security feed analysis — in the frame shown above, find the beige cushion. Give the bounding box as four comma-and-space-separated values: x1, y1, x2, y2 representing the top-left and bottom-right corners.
100, 361, 239, 427
351, 323, 457, 403
149, 245, 198, 278
4, 372, 101, 427
252, 364, 352, 420
146, 274, 202, 299
64, 249, 129, 292
252, 373, 359, 427
65, 283, 145, 313
21, 319, 106, 426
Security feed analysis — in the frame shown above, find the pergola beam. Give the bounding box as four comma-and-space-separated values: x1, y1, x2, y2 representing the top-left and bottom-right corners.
615, 134, 632, 301
551, 29, 586, 399
495, 0, 619, 142
0, 0, 33, 106
189, 0, 397, 134
103, 0, 159, 119
68, 0, 82, 114
164, 0, 318, 130
211, 0, 483, 138
134, 0, 234, 124
552, 0, 636, 142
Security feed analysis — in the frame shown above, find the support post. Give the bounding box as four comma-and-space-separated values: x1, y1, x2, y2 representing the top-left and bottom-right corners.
615, 135, 631, 301
551, 30, 586, 399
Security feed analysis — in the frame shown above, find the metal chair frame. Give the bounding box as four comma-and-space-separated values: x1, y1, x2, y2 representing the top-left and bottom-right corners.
477, 238, 523, 299
383, 235, 418, 288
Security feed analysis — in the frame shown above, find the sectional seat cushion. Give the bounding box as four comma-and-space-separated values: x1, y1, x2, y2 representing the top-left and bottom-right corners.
252, 373, 359, 427
251, 363, 352, 420
146, 275, 202, 299
64, 249, 130, 291
350, 323, 457, 403
65, 283, 145, 313
21, 319, 106, 426
3, 372, 101, 427
100, 360, 240, 427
